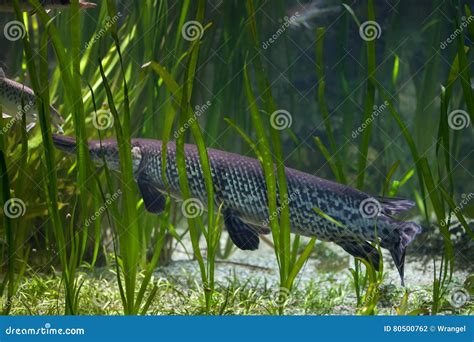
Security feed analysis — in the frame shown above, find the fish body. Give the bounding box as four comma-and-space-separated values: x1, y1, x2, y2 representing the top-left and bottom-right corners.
0, 0, 96, 11
52, 135, 422, 284
287, 1, 341, 29
0, 70, 64, 132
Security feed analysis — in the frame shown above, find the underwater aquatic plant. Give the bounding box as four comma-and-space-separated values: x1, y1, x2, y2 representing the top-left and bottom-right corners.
0, 0, 472, 316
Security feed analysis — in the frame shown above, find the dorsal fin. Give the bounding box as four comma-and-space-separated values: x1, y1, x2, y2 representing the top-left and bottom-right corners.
375, 196, 416, 216
0, 68, 5, 78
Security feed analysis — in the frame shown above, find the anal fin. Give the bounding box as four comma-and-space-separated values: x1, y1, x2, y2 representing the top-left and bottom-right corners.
336, 239, 381, 271
224, 210, 260, 251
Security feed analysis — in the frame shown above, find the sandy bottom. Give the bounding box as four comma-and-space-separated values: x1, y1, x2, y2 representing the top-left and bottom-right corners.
153, 231, 471, 314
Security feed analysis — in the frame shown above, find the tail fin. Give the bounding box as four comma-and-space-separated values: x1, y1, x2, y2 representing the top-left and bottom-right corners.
389, 221, 422, 286
375, 196, 416, 216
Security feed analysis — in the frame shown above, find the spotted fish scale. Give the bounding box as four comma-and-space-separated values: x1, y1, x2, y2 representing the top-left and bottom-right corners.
141, 142, 390, 240
52, 135, 422, 284
0, 71, 64, 130
0, 76, 37, 116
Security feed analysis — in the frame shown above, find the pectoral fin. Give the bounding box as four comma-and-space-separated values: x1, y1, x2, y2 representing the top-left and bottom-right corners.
224, 210, 260, 250
137, 178, 166, 214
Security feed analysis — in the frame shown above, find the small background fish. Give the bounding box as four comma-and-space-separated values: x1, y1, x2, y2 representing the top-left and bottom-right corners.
0, 0, 96, 12
287, 0, 341, 29
0, 69, 64, 132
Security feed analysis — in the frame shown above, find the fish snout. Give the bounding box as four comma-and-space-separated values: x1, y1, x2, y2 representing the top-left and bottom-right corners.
52, 135, 143, 173
89, 141, 143, 173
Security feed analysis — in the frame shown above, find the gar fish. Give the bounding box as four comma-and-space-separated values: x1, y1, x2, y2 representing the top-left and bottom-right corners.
52, 135, 422, 284
0, 0, 96, 12
0, 69, 64, 132
287, 0, 341, 29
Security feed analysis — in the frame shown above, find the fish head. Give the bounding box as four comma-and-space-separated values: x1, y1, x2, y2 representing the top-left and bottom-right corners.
52, 135, 143, 173
88, 139, 122, 171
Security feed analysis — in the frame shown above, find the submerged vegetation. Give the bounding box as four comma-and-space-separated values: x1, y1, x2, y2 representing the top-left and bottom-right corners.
0, 0, 473, 315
